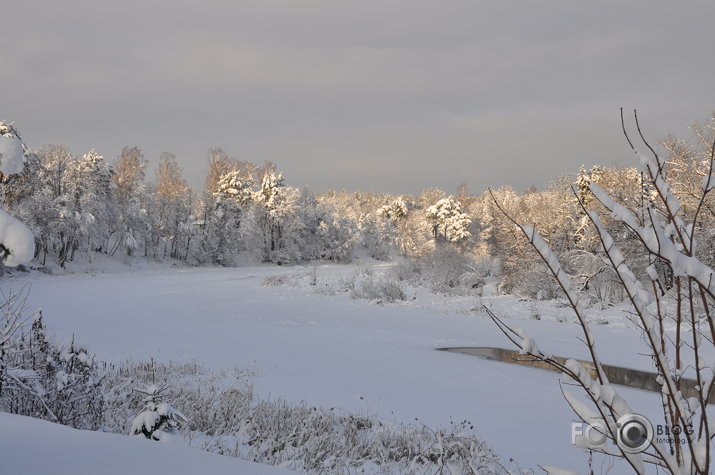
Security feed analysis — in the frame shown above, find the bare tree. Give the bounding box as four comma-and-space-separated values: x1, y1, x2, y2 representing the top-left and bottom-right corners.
156, 152, 187, 202
113, 146, 146, 207
155, 152, 190, 259
204, 147, 234, 196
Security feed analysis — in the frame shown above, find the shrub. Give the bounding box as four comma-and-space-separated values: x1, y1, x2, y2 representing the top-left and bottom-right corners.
261, 272, 312, 287
102, 360, 512, 474
389, 246, 496, 296
350, 276, 406, 302
1, 296, 103, 430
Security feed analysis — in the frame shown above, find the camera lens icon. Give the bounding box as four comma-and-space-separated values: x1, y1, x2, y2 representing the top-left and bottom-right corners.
617, 414, 653, 453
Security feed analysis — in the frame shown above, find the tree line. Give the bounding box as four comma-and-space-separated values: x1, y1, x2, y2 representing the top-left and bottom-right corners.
1, 117, 714, 307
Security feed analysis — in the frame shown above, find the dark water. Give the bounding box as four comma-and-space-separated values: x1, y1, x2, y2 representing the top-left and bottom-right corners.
438, 346, 714, 405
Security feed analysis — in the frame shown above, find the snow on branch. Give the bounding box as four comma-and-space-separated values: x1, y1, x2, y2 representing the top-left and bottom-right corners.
0, 135, 25, 176
0, 209, 34, 267
590, 183, 715, 300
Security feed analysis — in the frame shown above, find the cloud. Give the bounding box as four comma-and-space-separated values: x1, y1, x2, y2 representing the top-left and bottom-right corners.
2, 1, 714, 194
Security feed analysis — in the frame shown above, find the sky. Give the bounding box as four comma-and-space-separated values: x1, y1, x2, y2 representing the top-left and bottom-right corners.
2, 1, 714, 195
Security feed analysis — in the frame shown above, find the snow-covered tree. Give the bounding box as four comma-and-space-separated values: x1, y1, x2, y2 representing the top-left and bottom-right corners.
38, 145, 79, 266
425, 196, 471, 244
315, 211, 358, 262
376, 197, 408, 222
359, 212, 392, 260
246, 166, 300, 264
9, 145, 116, 267
369, 196, 410, 258
203, 147, 235, 196
54, 149, 117, 261
200, 164, 257, 265
215, 168, 255, 207
111, 146, 147, 257
73, 150, 116, 253
130, 384, 187, 442
154, 152, 191, 259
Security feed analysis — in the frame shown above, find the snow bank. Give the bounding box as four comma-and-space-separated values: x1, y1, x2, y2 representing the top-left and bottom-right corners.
0, 134, 25, 175
0, 412, 295, 475
0, 208, 34, 266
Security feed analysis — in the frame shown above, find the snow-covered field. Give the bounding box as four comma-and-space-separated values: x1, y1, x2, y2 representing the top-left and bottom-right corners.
0, 263, 690, 472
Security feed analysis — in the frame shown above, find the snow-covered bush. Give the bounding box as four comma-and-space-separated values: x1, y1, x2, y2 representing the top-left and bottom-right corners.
130, 384, 188, 442
0, 291, 103, 429
503, 258, 563, 300
34, 330, 103, 429
389, 245, 493, 296
261, 271, 314, 287
421, 245, 480, 294
359, 212, 394, 260
262, 266, 407, 302
350, 275, 406, 302
316, 214, 359, 263
389, 257, 422, 283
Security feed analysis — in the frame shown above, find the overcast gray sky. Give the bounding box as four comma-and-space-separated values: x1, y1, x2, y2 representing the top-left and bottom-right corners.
2, 1, 714, 194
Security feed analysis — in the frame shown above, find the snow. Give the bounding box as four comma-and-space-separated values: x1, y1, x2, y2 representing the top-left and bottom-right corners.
131, 410, 161, 437
0, 208, 35, 266
0, 134, 25, 175
514, 326, 541, 356
0, 411, 295, 475
541, 467, 579, 475
1, 264, 685, 472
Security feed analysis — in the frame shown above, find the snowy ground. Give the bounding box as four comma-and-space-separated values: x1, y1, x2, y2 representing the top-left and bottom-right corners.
1, 263, 705, 473
0, 411, 295, 475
